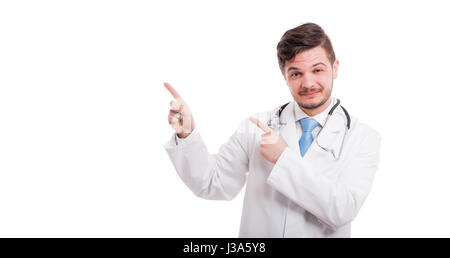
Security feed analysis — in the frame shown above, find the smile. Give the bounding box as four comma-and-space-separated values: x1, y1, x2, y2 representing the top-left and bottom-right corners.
300, 91, 320, 97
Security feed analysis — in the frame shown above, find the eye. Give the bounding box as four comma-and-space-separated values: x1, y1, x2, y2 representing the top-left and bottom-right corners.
290, 72, 301, 78
314, 69, 323, 73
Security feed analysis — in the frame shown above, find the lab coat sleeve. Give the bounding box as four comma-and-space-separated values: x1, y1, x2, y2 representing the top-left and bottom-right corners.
266, 129, 381, 231
164, 121, 250, 200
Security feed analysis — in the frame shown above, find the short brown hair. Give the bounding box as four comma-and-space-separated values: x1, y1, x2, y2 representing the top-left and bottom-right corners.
277, 23, 335, 71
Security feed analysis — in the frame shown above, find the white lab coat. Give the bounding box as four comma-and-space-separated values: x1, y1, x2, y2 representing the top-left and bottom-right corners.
164, 101, 381, 237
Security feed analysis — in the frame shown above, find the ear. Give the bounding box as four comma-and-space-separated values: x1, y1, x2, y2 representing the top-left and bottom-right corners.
332, 59, 339, 79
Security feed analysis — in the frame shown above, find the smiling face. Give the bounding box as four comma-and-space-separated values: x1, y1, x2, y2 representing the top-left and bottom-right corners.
282, 46, 339, 116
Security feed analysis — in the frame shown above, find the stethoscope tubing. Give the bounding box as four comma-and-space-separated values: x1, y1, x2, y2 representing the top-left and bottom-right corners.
275, 98, 351, 130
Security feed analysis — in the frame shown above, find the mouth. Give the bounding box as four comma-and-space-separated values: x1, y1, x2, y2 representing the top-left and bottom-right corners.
300, 90, 320, 98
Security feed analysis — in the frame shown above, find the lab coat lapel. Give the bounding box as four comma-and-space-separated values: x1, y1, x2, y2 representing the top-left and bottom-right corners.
278, 102, 301, 157
314, 107, 347, 159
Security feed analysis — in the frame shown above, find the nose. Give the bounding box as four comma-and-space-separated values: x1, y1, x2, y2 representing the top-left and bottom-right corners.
301, 73, 315, 89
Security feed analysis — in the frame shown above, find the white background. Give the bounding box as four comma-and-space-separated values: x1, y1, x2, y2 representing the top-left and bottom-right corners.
1, 0, 449, 237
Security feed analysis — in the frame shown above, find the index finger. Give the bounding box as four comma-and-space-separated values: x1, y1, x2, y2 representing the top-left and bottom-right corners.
249, 116, 272, 134
164, 82, 181, 99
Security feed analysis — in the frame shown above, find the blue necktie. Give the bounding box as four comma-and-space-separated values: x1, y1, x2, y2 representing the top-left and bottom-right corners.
299, 118, 319, 157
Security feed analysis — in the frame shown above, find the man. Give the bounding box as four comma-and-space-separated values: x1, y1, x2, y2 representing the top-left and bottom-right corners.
164, 23, 381, 237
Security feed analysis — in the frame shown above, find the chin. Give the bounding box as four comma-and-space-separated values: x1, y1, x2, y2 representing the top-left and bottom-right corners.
298, 96, 327, 109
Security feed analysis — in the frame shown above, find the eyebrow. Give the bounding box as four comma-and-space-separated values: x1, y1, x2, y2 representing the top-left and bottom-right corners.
287, 62, 327, 72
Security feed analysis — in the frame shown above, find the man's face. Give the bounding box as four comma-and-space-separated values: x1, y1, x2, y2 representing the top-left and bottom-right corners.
282, 46, 339, 111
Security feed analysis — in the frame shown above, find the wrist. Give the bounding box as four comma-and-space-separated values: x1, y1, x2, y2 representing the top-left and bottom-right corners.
177, 132, 191, 139
177, 126, 195, 139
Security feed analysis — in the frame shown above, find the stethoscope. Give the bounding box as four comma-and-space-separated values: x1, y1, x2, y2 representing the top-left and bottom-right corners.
267, 99, 351, 160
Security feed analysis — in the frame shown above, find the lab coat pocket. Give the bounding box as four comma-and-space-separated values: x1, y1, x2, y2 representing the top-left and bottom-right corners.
307, 139, 340, 179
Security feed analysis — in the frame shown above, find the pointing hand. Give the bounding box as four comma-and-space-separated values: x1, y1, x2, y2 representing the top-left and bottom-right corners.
164, 82, 195, 139
249, 116, 287, 163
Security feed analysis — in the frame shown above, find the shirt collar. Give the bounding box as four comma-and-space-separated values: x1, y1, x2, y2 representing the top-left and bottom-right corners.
294, 97, 336, 127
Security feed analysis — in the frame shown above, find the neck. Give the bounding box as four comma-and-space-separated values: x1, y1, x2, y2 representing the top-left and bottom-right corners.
300, 98, 332, 117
